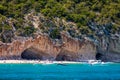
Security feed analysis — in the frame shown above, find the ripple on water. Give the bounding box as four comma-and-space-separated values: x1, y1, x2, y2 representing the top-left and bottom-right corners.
0, 63, 120, 80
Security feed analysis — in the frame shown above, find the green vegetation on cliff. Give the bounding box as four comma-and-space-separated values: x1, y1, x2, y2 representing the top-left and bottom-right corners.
0, 0, 120, 42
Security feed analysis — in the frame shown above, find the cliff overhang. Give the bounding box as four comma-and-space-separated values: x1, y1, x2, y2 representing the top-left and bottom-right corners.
0, 32, 96, 61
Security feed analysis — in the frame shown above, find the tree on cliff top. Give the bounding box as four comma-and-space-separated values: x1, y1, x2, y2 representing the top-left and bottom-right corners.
0, 0, 120, 42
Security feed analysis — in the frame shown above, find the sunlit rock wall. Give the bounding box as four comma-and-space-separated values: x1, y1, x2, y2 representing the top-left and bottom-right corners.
0, 33, 96, 61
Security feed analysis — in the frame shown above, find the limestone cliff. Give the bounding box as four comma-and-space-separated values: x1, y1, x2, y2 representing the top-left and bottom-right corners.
0, 32, 120, 61
0, 13, 120, 62
0, 33, 96, 61
97, 35, 120, 62
56, 33, 96, 61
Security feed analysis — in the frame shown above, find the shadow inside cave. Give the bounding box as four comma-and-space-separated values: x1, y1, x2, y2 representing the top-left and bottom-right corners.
21, 47, 43, 60
96, 52, 103, 60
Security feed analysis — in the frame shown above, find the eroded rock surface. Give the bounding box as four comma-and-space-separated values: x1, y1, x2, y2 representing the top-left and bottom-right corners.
0, 13, 120, 61
0, 33, 96, 61
57, 33, 96, 61
97, 36, 120, 62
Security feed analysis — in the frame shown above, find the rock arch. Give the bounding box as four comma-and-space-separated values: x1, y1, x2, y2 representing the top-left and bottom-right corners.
0, 33, 96, 60
21, 47, 43, 60
0, 34, 61, 60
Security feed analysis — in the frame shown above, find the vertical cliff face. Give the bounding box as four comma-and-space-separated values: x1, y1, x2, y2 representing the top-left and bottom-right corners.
0, 12, 120, 61
30, 34, 61, 60
0, 34, 61, 60
0, 33, 96, 61
0, 37, 33, 59
56, 33, 96, 61
21, 36, 61, 60
0, 31, 119, 61
97, 35, 120, 62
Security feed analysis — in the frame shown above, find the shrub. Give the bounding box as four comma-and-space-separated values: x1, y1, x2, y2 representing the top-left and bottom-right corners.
50, 28, 61, 39
23, 26, 36, 36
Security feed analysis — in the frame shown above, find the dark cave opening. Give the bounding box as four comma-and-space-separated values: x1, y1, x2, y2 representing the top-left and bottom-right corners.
55, 54, 72, 61
96, 52, 103, 60
21, 48, 43, 60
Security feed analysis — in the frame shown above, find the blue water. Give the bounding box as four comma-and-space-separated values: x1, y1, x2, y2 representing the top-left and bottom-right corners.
0, 63, 120, 80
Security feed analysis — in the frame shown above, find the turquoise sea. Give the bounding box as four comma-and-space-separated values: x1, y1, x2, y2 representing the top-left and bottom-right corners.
0, 63, 120, 80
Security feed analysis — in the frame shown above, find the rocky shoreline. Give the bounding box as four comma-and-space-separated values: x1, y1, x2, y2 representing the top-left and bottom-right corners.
0, 60, 82, 64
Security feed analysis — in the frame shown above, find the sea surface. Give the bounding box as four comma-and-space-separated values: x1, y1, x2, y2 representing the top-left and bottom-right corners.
0, 62, 120, 80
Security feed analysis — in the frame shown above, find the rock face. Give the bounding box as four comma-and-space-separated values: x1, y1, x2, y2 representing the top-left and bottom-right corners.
56, 33, 96, 61
0, 32, 120, 61
0, 33, 96, 61
87, 22, 120, 62
0, 14, 120, 61
0, 12, 120, 61
97, 36, 120, 62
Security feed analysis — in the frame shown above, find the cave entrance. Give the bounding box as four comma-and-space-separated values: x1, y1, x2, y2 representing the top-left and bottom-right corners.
21, 47, 43, 60
96, 52, 103, 60
55, 54, 72, 61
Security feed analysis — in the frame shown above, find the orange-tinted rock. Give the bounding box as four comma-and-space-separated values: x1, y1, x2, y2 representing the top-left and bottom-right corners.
57, 33, 96, 61
0, 33, 96, 60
